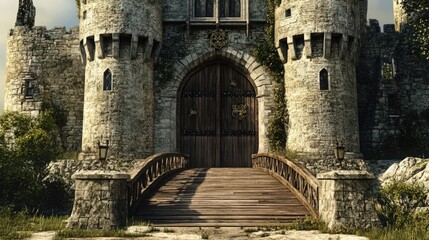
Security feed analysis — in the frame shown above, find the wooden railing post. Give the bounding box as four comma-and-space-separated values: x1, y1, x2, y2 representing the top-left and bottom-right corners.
252, 153, 319, 217
127, 153, 190, 213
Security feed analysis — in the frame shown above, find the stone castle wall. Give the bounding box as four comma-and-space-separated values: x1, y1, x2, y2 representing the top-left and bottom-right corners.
357, 21, 429, 157
4, 1, 429, 162
274, 0, 367, 159
4, 26, 85, 151
78, 0, 163, 161
153, 0, 276, 153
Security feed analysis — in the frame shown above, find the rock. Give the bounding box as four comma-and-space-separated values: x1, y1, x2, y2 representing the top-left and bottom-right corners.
127, 225, 154, 233
26, 231, 56, 240
249, 231, 270, 238
380, 157, 429, 203
380, 157, 429, 185
15, 0, 36, 28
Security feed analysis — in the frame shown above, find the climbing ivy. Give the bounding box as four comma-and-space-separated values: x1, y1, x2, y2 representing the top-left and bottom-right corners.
253, 0, 287, 153
75, 0, 80, 18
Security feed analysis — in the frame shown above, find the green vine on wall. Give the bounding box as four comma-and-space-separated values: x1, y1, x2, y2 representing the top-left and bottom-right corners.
75, 0, 81, 18
253, 0, 288, 153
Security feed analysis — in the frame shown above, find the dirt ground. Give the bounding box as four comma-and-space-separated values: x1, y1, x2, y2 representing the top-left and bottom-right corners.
28, 227, 369, 240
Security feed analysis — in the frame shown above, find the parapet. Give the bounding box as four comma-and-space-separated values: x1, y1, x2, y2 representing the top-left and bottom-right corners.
9, 25, 80, 40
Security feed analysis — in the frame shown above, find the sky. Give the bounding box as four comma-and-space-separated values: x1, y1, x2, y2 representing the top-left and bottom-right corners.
0, 0, 394, 113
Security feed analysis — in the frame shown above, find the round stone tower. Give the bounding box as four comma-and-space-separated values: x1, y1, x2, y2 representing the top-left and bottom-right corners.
78, 0, 162, 161
393, 0, 408, 32
275, 0, 367, 159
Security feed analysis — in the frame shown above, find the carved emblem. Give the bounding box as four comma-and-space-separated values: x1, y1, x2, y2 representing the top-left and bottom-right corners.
189, 108, 198, 117
232, 104, 248, 121
209, 29, 228, 50
230, 79, 238, 88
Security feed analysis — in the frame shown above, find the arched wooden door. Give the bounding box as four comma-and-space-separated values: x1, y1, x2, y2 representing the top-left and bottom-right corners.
179, 62, 258, 168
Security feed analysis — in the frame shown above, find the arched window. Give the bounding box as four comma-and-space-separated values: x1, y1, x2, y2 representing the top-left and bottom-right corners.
103, 69, 112, 91
195, 0, 214, 17
229, 0, 240, 17
319, 69, 329, 90
205, 0, 214, 17
219, 0, 240, 17
195, 0, 203, 17
194, 0, 243, 19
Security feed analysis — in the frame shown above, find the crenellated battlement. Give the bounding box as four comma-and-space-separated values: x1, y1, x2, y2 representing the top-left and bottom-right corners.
5, 25, 85, 151
275, 0, 367, 39
78, 0, 163, 161
4, 0, 429, 163
276, 32, 358, 63
9, 25, 79, 40
80, 33, 161, 62
274, 0, 365, 158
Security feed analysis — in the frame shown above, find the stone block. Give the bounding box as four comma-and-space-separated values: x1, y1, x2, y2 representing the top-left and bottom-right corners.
67, 171, 129, 230
318, 170, 380, 229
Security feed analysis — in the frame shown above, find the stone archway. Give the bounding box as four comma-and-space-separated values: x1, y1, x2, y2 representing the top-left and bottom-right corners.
153, 48, 274, 155
177, 60, 258, 167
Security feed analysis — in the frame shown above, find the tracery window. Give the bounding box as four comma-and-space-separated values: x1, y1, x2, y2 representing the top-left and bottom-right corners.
195, 0, 214, 17
219, 0, 241, 17
192, 0, 246, 21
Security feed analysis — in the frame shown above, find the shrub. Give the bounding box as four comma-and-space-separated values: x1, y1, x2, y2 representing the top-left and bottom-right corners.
0, 107, 65, 211
376, 181, 428, 228
0, 207, 66, 239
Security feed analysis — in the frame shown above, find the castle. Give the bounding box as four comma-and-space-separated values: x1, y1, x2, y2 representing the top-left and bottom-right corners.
4, 0, 429, 165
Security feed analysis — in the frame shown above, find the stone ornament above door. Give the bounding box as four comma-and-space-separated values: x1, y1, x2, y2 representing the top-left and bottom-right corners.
210, 29, 228, 49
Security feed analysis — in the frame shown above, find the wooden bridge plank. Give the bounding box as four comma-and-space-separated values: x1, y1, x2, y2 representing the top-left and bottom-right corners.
134, 168, 311, 226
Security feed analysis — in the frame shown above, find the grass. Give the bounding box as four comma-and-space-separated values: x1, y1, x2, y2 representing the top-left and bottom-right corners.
0, 208, 66, 240
358, 226, 429, 240
1, 207, 427, 240
53, 229, 148, 239
283, 217, 429, 240
243, 228, 259, 233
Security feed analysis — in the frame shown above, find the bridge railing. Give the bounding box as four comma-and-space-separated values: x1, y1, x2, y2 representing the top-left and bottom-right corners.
252, 153, 319, 217
128, 153, 190, 212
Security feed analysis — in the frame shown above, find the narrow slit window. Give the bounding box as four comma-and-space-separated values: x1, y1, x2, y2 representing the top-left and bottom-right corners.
24, 79, 36, 97
320, 69, 329, 90
103, 69, 112, 91
285, 9, 291, 17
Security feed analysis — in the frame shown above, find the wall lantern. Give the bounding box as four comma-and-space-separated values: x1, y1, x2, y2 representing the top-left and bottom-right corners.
333, 141, 345, 163
98, 140, 109, 161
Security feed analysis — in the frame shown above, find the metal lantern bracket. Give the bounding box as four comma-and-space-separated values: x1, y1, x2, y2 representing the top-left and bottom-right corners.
334, 141, 345, 163
98, 140, 110, 161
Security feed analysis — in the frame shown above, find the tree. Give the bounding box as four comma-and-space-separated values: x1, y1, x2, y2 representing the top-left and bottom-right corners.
402, 0, 429, 60
0, 109, 63, 210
